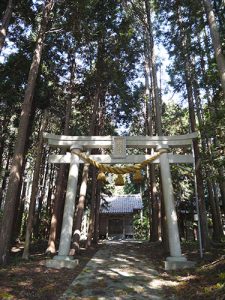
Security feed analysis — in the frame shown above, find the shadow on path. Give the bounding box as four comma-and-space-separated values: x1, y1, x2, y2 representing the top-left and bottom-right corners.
60, 240, 177, 300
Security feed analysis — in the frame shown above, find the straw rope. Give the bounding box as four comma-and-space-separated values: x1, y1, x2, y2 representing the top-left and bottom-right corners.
72, 151, 162, 174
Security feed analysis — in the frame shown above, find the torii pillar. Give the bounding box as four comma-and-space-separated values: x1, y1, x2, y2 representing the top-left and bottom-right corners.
157, 145, 195, 270
46, 146, 82, 269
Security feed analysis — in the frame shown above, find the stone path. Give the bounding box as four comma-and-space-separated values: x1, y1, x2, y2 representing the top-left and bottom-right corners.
60, 241, 177, 300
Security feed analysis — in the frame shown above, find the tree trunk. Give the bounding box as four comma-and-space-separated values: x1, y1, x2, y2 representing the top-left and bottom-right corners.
212, 181, 224, 239
144, 1, 162, 243
0, 116, 10, 174
70, 34, 105, 252
14, 181, 27, 240
69, 163, 89, 255
46, 53, 75, 254
149, 166, 160, 241
184, 60, 210, 249
218, 167, 225, 213
0, 0, 54, 265
203, 0, 225, 97
192, 59, 224, 242
22, 110, 48, 259
46, 164, 54, 215
93, 181, 101, 244
47, 164, 68, 252
11, 158, 26, 243
0, 0, 13, 53
144, 66, 160, 242
70, 92, 100, 254
206, 179, 223, 241
174, 1, 210, 249
144, 0, 162, 136
0, 148, 11, 209
86, 167, 97, 248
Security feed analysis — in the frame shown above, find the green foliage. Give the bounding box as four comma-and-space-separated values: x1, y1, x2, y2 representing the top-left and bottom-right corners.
133, 214, 149, 240
123, 175, 141, 195
218, 272, 225, 281
0, 292, 14, 300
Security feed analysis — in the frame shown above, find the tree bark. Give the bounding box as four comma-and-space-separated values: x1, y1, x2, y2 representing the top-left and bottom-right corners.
69, 163, 89, 255
192, 60, 224, 242
11, 158, 26, 243
203, 0, 225, 97
0, 116, 10, 174
13, 181, 27, 240
206, 179, 223, 241
144, 0, 162, 136
45, 164, 54, 215
70, 91, 100, 254
46, 53, 75, 254
218, 167, 225, 214
0, 147, 11, 209
71, 35, 105, 252
22, 111, 48, 259
144, 44, 160, 242
184, 60, 210, 249
174, 2, 210, 249
93, 181, 101, 244
0, 0, 13, 53
144, 0, 164, 244
212, 181, 224, 238
0, 0, 54, 265
86, 167, 97, 248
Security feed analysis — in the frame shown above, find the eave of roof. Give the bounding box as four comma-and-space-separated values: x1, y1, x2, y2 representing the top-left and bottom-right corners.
100, 194, 143, 214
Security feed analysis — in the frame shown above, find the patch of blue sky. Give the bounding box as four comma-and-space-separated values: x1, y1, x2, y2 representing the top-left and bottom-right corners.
0, 40, 18, 63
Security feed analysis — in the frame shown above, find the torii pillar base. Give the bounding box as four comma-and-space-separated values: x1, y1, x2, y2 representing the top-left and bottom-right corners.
46, 255, 79, 269
165, 256, 196, 270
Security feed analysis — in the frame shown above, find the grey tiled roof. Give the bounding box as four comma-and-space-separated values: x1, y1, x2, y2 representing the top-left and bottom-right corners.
100, 194, 143, 214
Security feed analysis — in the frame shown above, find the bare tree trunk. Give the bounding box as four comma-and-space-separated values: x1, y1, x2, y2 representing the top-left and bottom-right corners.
0, 0, 13, 53
22, 111, 48, 259
184, 61, 210, 249
46, 54, 75, 254
69, 163, 89, 255
212, 181, 224, 239
70, 92, 100, 254
206, 180, 222, 241
14, 181, 27, 240
70, 40, 104, 252
11, 158, 26, 243
192, 63, 224, 242
144, 0, 162, 136
0, 116, 10, 174
173, 1, 210, 249
0, 148, 11, 209
0, 0, 54, 265
93, 181, 101, 244
218, 167, 225, 213
203, 0, 225, 97
86, 167, 97, 248
144, 46, 160, 242
46, 164, 54, 215
144, 0, 165, 245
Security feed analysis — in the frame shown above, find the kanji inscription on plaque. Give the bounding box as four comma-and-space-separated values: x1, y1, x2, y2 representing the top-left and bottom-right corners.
112, 136, 126, 158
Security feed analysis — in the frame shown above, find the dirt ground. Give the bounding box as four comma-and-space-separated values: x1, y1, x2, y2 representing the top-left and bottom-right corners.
0, 241, 101, 300
0, 240, 225, 300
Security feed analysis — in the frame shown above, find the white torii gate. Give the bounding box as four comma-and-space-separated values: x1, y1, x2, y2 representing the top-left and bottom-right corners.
45, 132, 197, 270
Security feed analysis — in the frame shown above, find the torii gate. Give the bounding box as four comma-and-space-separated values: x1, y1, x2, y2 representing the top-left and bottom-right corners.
45, 133, 198, 270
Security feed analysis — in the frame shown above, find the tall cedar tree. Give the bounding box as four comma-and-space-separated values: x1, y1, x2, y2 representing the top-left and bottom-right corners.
0, 0, 54, 265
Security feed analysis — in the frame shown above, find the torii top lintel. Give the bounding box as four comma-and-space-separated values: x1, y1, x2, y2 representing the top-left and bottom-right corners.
43, 132, 198, 149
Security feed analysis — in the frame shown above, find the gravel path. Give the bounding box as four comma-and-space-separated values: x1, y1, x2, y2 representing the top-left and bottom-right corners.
60, 240, 177, 300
